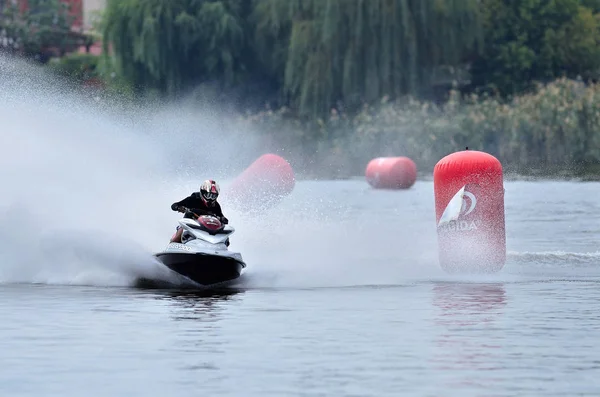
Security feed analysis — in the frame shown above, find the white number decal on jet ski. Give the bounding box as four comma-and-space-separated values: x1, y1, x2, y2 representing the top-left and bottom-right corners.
168, 243, 192, 251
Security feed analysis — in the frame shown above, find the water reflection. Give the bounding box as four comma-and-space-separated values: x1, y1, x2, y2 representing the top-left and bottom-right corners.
433, 283, 506, 327
156, 288, 245, 321
136, 289, 244, 372
431, 283, 507, 389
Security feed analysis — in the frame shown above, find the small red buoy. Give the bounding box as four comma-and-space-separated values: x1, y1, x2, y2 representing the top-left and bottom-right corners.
226, 153, 295, 210
365, 157, 417, 189
433, 150, 506, 273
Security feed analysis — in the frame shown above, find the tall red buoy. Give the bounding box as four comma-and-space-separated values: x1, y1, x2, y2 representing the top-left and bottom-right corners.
365, 157, 417, 189
433, 149, 506, 273
226, 153, 295, 210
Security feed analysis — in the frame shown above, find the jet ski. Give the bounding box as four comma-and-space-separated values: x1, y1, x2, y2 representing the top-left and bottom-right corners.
154, 210, 246, 288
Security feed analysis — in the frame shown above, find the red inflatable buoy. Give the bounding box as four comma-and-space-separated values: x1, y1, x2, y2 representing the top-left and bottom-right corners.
226, 153, 295, 210
433, 150, 506, 273
365, 157, 417, 189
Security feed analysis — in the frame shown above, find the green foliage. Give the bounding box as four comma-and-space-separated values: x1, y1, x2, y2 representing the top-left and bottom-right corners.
238, 78, 600, 177
18, 0, 600, 176
371, 78, 600, 168
49, 52, 99, 80
0, 0, 79, 62
581, 0, 600, 12
101, 0, 251, 98
251, 0, 483, 119
47, 51, 137, 100
96, 0, 600, 113
99, 0, 483, 117
471, 0, 600, 96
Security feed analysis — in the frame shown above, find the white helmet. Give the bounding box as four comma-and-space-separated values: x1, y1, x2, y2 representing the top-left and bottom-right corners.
200, 179, 220, 204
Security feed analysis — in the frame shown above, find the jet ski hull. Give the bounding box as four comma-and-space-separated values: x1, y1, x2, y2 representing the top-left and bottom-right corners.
154, 251, 245, 287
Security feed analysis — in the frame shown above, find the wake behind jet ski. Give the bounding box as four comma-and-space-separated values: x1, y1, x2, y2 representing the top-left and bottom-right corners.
154, 208, 246, 288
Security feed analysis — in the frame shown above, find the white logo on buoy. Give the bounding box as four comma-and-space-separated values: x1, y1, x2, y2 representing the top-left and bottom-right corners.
462, 191, 477, 216
438, 185, 478, 229
439, 220, 479, 232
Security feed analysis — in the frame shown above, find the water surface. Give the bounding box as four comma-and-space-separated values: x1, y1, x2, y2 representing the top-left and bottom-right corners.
1, 179, 599, 396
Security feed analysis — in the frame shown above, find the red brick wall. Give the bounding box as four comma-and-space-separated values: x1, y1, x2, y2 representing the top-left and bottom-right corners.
66, 0, 83, 29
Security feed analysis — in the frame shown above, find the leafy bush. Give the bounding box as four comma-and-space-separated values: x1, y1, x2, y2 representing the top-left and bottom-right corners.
49, 53, 100, 81
237, 78, 600, 177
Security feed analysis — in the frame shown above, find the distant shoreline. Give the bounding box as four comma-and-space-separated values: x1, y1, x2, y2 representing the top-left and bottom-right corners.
293, 167, 600, 182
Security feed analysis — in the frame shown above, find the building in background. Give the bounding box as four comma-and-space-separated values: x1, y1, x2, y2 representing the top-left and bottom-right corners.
15, 0, 82, 28
15, 0, 105, 31
80, 0, 105, 55
82, 0, 105, 32
13, 0, 106, 55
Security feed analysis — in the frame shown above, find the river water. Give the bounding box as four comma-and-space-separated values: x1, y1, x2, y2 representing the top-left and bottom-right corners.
1, 179, 599, 397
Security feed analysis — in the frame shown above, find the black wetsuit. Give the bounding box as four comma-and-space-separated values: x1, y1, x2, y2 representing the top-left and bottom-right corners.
171, 192, 228, 224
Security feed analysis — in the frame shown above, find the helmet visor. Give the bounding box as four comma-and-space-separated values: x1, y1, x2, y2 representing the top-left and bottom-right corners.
203, 191, 218, 201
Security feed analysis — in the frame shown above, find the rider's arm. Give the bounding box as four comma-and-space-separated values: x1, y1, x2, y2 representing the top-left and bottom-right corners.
215, 202, 228, 224
171, 196, 192, 211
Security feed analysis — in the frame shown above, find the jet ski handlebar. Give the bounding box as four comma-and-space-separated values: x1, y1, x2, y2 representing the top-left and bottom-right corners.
178, 207, 226, 224
178, 206, 199, 217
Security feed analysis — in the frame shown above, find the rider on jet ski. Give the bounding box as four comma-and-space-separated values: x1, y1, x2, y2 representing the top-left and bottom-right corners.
170, 179, 229, 244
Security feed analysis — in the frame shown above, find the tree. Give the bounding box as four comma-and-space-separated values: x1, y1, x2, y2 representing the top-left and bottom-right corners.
0, 0, 79, 63
101, 0, 251, 98
251, 0, 484, 119
470, 0, 600, 96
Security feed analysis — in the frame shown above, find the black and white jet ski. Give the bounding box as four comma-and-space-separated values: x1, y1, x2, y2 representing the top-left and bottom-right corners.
154, 211, 246, 288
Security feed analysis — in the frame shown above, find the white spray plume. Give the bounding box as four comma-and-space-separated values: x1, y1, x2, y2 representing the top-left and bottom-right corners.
2, 55, 594, 290
0, 55, 263, 287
